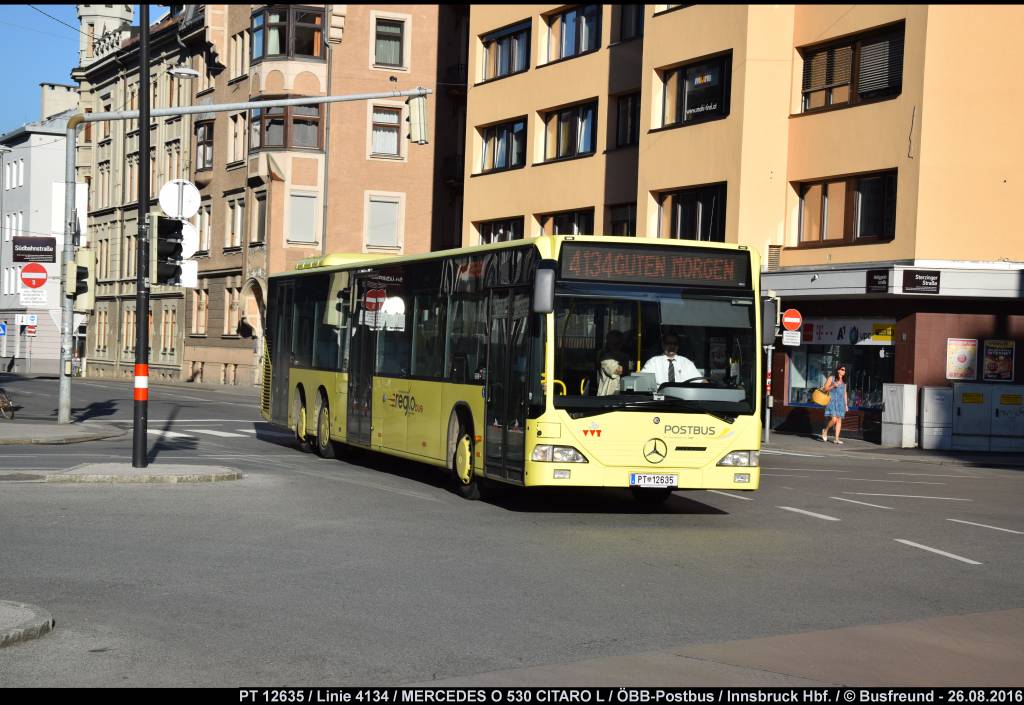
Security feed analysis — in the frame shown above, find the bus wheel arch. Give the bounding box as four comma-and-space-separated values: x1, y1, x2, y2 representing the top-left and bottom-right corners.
447, 405, 481, 500
314, 386, 336, 459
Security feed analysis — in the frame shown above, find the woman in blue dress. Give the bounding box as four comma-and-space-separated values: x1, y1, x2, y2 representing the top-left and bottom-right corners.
820, 365, 849, 444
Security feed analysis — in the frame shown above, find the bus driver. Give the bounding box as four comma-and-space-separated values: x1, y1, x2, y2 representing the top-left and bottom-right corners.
641, 333, 702, 387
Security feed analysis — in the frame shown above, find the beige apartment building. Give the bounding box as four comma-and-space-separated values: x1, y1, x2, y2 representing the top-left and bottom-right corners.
464, 4, 1024, 439
74, 4, 466, 386
73, 4, 192, 383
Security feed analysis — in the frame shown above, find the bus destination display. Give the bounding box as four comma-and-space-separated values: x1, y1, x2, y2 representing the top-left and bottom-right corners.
560, 243, 749, 288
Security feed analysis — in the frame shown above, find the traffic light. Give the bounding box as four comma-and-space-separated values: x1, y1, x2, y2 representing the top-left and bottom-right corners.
405, 92, 428, 145
150, 214, 198, 287
65, 248, 96, 312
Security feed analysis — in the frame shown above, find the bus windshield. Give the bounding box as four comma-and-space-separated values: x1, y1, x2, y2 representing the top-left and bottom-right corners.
553, 282, 756, 417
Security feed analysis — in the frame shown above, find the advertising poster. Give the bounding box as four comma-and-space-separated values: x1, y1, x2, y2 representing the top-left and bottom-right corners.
945, 338, 978, 381
982, 340, 1015, 382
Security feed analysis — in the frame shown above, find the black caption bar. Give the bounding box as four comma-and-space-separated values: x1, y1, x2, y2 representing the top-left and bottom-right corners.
236, 689, 1024, 705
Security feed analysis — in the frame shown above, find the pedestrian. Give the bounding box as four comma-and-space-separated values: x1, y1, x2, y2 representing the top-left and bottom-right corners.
820, 365, 849, 444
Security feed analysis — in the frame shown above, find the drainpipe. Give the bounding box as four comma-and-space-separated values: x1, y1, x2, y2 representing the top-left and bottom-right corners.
320, 37, 333, 257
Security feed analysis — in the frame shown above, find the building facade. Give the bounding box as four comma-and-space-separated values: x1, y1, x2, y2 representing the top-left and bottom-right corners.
72, 4, 466, 386
463, 4, 1024, 439
0, 85, 84, 375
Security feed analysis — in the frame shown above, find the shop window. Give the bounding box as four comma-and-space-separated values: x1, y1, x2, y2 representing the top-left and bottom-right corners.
800, 24, 904, 112
787, 325, 895, 410
799, 170, 896, 245
661, 52, 731, 128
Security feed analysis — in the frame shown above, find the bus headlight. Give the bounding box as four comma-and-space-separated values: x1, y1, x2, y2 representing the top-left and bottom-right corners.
531, 445, 588, 463
717, 451, 759, 467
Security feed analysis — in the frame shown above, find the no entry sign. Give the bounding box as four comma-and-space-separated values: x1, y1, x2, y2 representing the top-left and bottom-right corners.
781, 308, 802, 332
20, 262, 48, 289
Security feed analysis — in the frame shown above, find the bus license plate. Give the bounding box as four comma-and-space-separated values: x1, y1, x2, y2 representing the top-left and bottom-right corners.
630, 473, 678, 488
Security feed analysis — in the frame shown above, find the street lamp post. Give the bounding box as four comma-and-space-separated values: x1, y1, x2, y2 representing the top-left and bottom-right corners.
132, 4, 151, 467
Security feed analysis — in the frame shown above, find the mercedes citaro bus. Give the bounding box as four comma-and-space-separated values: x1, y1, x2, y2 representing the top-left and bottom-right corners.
261, 235, 773, 503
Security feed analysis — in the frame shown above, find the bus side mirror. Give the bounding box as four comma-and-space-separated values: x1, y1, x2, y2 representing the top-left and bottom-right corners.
761, 296, 779, 344
533, 260, 556, 314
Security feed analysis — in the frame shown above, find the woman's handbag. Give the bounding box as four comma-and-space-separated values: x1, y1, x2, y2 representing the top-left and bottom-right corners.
811, 388, 831, 406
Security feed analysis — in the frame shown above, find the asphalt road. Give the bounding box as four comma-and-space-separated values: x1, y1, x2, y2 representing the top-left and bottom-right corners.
1, 376, 1022, 686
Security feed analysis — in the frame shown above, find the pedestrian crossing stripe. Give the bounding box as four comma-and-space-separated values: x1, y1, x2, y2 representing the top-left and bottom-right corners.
192, 429, 247, 438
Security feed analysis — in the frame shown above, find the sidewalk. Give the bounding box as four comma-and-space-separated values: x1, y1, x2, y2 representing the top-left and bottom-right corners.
764, 430, 1024, 470
0, 420, 125, 445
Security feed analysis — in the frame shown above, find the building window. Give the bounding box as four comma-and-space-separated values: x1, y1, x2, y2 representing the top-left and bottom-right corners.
482, 20, 530, 81
479, 117, 526, 173
659, 183, 727, 242
366, 196, 402, 249
540, 208, 594, 236
799, 171, 897, 245
662, 52, 731, 127
617, 4, 644, 42
374, 18, 405, 68
615, 92, 640, 147
228, 113, 247, 163
192, 288, 209, 335
225, 196, 245, 249
224, 287, 241, 336
195, 121, 213, 170
547, 5, 600, 62
197, 201, 212, 252
289, 192, 318, 244
370, 107, 402, 157
478, 217, 524, 244
609, 203, 636, 236
252, 192, 267, 244
230, 30, 250, 79
544, 101, 597, 161
251, 6, 325, 61
17, 159, 24, 187
801, 24, 904, 112
250, 104, 321, 150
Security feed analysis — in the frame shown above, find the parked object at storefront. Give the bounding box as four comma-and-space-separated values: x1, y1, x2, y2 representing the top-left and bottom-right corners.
920, 387, 953, 450
952, 383, 1024, 452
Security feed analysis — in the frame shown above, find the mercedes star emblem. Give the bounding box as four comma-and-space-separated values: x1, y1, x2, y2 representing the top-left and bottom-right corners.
644, 438, 668, 464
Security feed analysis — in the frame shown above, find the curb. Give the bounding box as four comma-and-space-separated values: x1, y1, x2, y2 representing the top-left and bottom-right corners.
0, 426, 126, 446
46, 470, 243, 484
765, 437, 1024, 471
0, 601, 55, 649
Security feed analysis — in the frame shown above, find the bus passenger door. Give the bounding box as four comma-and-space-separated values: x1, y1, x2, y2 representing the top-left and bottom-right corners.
270, 280, 294, 426
347, 279, 376, 447
484, 289, 530, 483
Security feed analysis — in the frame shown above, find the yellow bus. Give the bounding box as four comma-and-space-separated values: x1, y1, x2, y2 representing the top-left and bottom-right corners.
261, 235, 768, 504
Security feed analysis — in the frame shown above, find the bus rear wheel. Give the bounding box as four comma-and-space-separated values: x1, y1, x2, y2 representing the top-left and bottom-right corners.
315, 402, 336, 459
453, 429, 481, 500
631, 487, 673, 506
293, 396, 312, 453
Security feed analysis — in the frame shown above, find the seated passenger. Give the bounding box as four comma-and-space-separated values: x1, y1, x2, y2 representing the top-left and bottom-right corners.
597, 330, 627, 396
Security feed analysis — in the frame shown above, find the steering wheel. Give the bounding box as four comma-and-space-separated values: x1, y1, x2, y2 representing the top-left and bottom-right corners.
682, 376, 713, 384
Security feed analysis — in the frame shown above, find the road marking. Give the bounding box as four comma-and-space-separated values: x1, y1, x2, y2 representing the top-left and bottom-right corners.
707, 489, 754, 501
762, 473, 809, 478
843, 492, 972, 501
946, 518, 1024, 535
760, 449, 825, 458
888, 472, 976, 479
761, 467, 845, 473
236, 429, 257, 434
294, 469, 441, 502
830, 496, 893, 510
894, 539, 982, 565
146, 429, 193, 439
838, 478, 946, 485
191, 429, 247, 438
778, 506, 840, 521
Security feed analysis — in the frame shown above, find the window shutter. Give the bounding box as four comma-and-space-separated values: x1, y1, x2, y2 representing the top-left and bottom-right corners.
367, 199, 400, 247
830, 45, 853, 87
288, 192, 317, 243
802, 49, 827, 93
858, 30, 904, 95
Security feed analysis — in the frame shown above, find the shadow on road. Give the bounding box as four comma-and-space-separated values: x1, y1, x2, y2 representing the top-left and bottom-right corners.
147, 405, 198, 461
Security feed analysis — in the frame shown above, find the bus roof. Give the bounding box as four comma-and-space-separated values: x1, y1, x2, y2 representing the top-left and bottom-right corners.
276, 235, 753, 279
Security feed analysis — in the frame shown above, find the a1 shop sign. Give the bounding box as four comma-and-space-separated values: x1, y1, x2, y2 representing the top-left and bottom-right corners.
19, 262, 48, 290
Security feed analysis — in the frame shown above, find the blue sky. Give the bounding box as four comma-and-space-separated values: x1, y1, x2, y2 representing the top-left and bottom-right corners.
0, 5, 162, 130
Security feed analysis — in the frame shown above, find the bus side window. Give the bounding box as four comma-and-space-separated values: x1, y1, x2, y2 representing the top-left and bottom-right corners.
446, 295, 486, 384
411, 293, 446, 379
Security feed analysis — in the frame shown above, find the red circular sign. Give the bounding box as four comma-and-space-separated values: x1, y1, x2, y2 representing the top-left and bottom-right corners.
20, 262, 48, 289
364, 289, 386, 312
781, 308, 803, 332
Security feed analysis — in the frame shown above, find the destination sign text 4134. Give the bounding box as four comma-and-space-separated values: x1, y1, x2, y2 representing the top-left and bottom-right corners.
559, 243, 749, 288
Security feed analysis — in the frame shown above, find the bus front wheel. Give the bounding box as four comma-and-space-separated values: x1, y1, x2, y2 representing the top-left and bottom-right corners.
631, 487, 673, 506
453, 429, 481, 501
315, 401, 337, 459
293, 395, 312, 453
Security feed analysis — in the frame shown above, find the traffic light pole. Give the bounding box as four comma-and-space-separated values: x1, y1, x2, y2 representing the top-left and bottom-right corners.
56, 77, 431, 436
132, 5, 151, 467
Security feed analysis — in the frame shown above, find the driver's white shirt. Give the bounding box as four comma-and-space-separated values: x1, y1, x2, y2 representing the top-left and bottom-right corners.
641, 354, 701, 386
